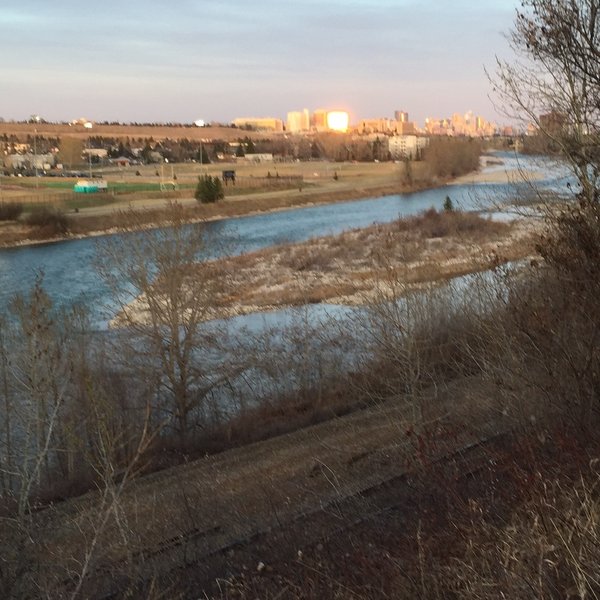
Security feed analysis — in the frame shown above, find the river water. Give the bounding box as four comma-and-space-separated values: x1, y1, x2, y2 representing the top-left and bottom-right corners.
0, 152, 568, 327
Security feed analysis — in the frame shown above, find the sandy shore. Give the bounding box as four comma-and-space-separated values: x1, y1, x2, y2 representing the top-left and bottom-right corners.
450, 168, 546, 185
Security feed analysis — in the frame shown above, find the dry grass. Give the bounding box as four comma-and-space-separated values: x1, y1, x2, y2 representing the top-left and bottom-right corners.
114, 209, 539, 330
0, 180, 421, 248
197, 209, 538, 318
0, 122, 267, 142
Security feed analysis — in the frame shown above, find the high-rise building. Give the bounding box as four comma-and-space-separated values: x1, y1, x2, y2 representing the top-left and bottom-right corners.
389, 135, 429, 160
395, 110, 409, 123
301, 108, 310, 131
326, 111, 350, 132
312, 109, 328, 131
286, 109, 310, 133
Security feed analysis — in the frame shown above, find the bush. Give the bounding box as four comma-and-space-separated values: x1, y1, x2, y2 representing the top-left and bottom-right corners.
25, 207, 70, 235
0, 202, 23, 221
195, 175, 224, 203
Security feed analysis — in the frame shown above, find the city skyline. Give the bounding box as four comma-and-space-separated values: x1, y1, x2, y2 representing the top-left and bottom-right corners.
1, 1, 518, 125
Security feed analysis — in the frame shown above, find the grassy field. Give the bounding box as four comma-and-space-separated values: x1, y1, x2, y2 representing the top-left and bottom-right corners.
0, 159, 407, 211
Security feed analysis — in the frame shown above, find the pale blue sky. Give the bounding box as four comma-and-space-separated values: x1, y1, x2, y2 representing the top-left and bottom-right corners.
1, 0, 517, 125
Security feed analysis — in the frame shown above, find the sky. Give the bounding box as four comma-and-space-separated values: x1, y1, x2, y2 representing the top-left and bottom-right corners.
0, 0, 518, 126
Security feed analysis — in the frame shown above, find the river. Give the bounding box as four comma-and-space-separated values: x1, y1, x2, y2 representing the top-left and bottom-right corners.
0, 152, 568, 327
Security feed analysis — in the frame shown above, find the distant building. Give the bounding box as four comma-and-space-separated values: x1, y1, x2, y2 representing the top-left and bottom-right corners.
83, 148, 108, 159
397, 121, 417, 135
312, 109, 329, 131
395, 110, 409, 123
310, 109, 349, 132
358, 118, 395, 134
4, 153, 55, 170
539, 111, 567, 134
243, 153, 274, 162
326, 111, 349, 132
424, 112, 497, 137
526, 122, 539, 136
286, 109, 310, 133
389, 135, 429, 160
356, 112, 417, 135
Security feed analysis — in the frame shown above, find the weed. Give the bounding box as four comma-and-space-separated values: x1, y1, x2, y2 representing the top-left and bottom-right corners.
25, 206, 70, 235
0, 202, 23, 221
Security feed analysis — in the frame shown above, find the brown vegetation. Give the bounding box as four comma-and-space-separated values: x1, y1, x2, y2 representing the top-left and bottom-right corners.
0, 169, 437, 248
0, 202, 23, 221
423, 137, 482, 179
0, 122, 267, 143
0, 185, 596, 598
24, 206, 71, 236
3, 1, 600, 597
202, 209, 536, 316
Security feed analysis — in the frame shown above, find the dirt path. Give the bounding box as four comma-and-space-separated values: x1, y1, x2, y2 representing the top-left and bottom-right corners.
31, 377, 504, 597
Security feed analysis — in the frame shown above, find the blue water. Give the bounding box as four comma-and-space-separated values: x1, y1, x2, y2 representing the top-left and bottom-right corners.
0, 153, 569, 326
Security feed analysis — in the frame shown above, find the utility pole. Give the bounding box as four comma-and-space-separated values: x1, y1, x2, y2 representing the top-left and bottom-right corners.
88, 137, 92, 179
34, 128, 38, 189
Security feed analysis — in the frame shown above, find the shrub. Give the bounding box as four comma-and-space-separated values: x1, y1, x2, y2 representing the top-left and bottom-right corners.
195, 175, 224, 203
25, 207, 70, 235
0, 202, 23, 221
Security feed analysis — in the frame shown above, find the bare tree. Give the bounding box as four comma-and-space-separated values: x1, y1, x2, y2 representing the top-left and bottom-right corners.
494, 0, 600, 200
96, 202, 238, 448
0, 275, 163, 597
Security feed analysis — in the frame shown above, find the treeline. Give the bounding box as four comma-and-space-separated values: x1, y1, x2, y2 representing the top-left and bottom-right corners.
422, 136, 482, 178
1, 130, 484, 168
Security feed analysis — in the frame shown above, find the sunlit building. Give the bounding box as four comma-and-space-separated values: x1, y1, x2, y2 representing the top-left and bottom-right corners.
358, 118, 395, 134
424, 112, 497, 137
286, 109, 310, 133
326, 111, 350, 132
310, 109, 349, 132
312, 109, 329, 131
424, 117, 453, 136
389, 135, 429, 160
396, 120, 417, 135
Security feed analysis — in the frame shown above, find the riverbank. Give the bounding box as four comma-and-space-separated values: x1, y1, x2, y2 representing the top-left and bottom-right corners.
0, 159, 546, 250
0, 181, 427, 249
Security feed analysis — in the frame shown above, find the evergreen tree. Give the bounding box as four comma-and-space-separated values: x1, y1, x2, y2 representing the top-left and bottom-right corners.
195, 175, 224, 203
